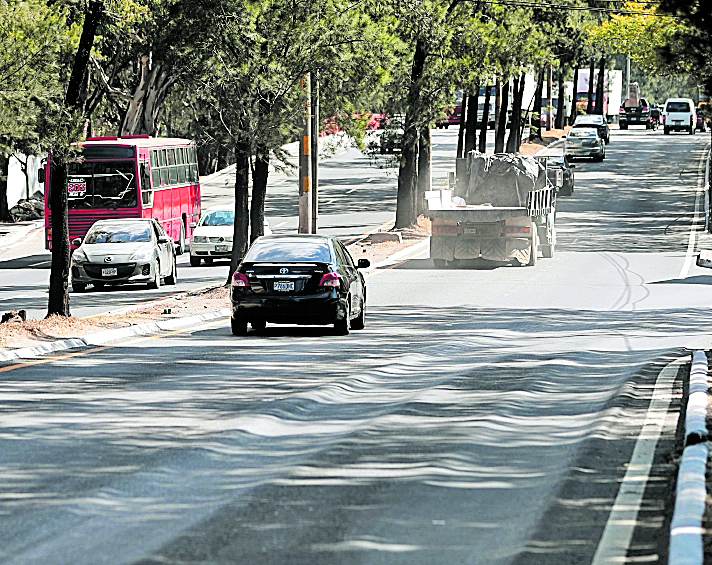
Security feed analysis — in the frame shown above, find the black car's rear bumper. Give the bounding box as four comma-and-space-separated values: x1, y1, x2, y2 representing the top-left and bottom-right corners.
231, 289, 348, 325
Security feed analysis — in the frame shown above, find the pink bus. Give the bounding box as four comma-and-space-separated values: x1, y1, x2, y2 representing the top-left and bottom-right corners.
43, 135, 201, 252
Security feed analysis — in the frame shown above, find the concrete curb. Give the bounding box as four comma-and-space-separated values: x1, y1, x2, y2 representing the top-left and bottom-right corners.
686, 351, 709, 444
366, 238, 430, 272
669, 444, 707, 565
668, 350, 709, 565
0, 220, 44, 249
0, 309, 230, 363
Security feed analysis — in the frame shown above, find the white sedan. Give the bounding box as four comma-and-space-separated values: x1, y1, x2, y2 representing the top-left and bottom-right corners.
190, 206, 271, 266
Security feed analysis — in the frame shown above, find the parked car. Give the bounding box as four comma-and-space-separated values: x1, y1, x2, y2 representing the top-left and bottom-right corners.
662, 98, 696, 134
230, 234, 369, 335
564, 127, 606, 162
545, 155, 575, 196
572, 114, 610, 144
70, 218, 176, 292
190, 205, 271, 266
379, 115, 404, 154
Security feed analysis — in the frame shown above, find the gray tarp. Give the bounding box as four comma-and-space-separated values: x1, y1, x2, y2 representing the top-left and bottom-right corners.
459, 152, 546, 207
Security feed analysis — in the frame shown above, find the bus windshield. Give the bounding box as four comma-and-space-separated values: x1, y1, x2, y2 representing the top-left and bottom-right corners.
67, 161, 138, 210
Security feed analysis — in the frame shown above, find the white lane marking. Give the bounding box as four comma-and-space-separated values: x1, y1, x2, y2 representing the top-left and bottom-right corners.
347, 188, 357, 194
591, 357, 682, 565
324, 198, 337, 205
271, 222, 287, 229
679, 145, 711, 279
29, 261, 51, 267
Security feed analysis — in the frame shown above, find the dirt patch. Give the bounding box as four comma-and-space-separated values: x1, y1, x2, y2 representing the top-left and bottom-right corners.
349, 216, 430, 265
517, 127, 570, 156
0, 230, 430, 353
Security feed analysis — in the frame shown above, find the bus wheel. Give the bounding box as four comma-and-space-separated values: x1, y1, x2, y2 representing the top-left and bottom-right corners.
176, 223, 186, 255
148, 260, 161, 289
189, 255, 200, 267
72, 282, 86, 293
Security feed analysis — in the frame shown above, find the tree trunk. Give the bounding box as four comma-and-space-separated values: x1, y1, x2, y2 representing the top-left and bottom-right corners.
506, 74, 522, 153
494, 78, 509, 153
417, 125, 431, 216
120, 57, 176, 136
0, 154, 10, 222
595, 57, 606, 115
478, 84, 491, 152
494, 77, 501, 135
228, 139, 250, 284
586, 57, 595, 114
570, 66, 579, 125
464, 88, 478, 154
555, 67, 566, 129
47, 0, 103, 318
457, 94, 467, 159
396, 38, 426, 229
530, 67, 544, 142
250, 145, 269, 243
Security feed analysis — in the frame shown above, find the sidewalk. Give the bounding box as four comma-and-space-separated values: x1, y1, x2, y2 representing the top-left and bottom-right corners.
0, 219, 44, 258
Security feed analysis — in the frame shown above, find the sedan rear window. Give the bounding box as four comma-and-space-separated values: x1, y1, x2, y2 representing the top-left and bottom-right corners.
85, 223, 152, 244
568, 129, 597, 138
666, 102, 690, 112
244, 240, 332, 263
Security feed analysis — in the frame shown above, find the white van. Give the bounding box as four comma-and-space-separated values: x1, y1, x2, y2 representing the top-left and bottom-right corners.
663, 98, 697, 134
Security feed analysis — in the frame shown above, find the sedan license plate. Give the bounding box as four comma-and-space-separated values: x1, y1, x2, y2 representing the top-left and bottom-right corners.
102, 268, 117, 277
273, 281, 294, 292
215, 245, 229, 252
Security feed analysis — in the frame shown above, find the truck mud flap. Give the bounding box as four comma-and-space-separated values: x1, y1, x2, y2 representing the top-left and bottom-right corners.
454, 238, 481, 260
431, 236, 455, 261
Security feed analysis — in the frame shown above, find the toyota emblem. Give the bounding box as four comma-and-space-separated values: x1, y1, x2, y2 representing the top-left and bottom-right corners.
279, 268, 288, 274
104, 256, 113, 263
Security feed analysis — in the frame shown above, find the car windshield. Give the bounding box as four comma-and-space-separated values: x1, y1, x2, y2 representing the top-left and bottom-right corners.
569, 129, 597, 138
85, 223, 152, 244
244, 240, 332, 263
574, 118, 602, 126
667, 102, 690, 112
199, 211, 235, 227
67, 160, 138, 210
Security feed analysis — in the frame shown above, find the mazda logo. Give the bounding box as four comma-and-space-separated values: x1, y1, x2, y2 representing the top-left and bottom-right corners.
279, 268, 288, 274
104, 256, 113, 263
218, 237, 224, 242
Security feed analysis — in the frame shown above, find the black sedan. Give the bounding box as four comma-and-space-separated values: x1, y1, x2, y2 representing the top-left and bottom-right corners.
230, 235, 369, 335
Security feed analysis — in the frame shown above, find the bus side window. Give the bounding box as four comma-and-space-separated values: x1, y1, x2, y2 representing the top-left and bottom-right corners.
140, 161, 153, 207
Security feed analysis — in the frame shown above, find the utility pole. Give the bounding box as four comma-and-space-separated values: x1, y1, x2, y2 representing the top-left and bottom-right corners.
626, 54, 631, 100
310, 72, 319, 233
298, 74, 312, 234
546, 63, 553, 131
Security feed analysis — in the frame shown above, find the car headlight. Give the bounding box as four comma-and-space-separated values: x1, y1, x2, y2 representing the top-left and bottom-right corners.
193, 235, 207, 243
72, 249, 88, 263
129, 249, 154, 261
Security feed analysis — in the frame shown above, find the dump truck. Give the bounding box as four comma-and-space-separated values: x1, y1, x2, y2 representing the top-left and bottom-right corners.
426, 152, 558, 267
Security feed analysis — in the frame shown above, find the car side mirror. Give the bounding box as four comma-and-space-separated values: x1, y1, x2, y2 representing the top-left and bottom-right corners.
189, 222, 197, 229
357, 259, 370, 269
71, 237, 82, 246
158, 236, 171, 244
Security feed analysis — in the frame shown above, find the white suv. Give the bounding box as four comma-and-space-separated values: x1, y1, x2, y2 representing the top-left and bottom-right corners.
663, 98, 697, 135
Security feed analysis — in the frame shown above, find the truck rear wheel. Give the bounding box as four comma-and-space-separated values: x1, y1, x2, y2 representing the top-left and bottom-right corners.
542, 243, 555, 258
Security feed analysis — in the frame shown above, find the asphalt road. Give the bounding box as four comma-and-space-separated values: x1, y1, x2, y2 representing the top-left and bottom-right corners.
0, 127, 711, 565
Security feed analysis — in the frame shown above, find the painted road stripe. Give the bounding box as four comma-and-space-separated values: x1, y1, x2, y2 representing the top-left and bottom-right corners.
679, 144, 710, 279
591, 357, 682, 564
